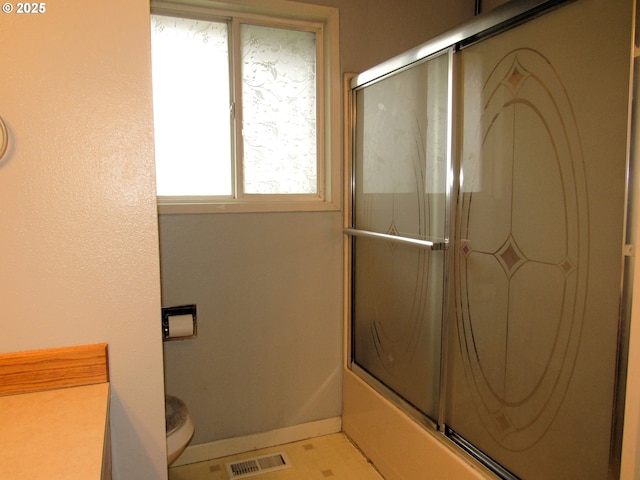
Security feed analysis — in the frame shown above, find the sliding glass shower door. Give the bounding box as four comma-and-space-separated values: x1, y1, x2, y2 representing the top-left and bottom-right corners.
350, 50, 451, 421
348, 0, 634, 478
445, 0, 632, 477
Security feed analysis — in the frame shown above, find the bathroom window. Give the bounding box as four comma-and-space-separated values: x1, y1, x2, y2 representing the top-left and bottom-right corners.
150, 1, 340, 213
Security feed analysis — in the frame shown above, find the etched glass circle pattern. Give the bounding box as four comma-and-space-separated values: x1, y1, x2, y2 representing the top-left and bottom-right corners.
456, 49, 589, 450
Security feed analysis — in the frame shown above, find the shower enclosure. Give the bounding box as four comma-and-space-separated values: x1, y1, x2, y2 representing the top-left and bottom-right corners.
346, 0, 635, 478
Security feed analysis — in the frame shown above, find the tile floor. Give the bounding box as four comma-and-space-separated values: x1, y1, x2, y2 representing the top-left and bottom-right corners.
168, 433, 385, 480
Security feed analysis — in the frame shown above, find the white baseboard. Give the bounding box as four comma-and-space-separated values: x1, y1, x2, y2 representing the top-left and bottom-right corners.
172, 416, 342, 467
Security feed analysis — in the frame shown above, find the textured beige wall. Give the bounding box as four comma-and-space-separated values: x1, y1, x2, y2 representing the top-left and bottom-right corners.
0, 2, 166, 478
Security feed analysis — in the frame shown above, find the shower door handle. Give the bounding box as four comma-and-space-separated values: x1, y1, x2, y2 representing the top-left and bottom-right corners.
344, 228, 448, 250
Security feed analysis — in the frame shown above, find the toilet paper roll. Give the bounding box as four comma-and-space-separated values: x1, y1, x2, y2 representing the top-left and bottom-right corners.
168, 314, 194, 338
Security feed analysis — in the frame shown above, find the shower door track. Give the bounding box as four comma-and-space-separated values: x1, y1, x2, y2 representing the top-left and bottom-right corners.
349, 0, 574, 90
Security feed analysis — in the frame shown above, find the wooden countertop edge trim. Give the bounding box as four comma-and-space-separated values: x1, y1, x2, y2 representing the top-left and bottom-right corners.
0, 343, 109, 396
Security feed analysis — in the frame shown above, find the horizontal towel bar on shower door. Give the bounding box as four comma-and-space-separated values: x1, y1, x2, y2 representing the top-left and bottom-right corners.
344, 228, 448, 250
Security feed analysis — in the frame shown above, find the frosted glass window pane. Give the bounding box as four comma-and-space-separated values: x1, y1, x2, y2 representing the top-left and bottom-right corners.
241, 24, 317, 194
150, 15, 232, 196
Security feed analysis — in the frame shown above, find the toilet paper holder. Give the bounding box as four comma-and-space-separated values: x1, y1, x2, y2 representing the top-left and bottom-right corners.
162, 305, 197, 341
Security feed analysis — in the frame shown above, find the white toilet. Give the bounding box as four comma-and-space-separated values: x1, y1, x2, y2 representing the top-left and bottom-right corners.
165, 395, 195, 465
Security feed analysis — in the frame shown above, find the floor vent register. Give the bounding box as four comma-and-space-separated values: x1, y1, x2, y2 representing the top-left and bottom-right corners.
225, 452, 292, 478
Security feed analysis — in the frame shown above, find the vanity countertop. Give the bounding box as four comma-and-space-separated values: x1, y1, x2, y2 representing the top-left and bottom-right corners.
0, 382, 110, 479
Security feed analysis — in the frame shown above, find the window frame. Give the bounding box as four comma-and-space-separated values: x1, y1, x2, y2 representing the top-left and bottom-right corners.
150, 0, 341, 214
